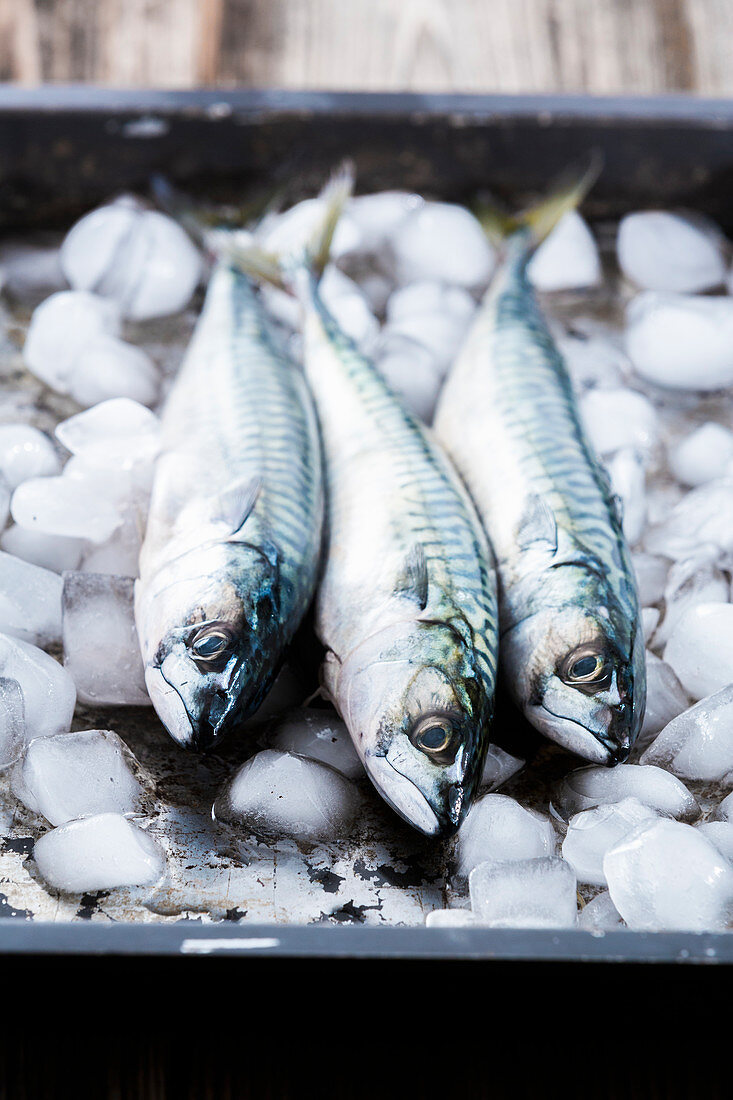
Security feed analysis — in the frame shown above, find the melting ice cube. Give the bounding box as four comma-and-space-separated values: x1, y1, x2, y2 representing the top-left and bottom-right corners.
641, 684, 733, 782
577, 890, 625, 932
33, 813, 166, 894
663, 602, 733, 700
11, 475, 123, 543
213, 749, 361, 844
580, 387, 659, 457
0, 551, 62, 648
456, 793, 556, 878
266, 708, 363, 779
62, 572, 149, 706
551, 763, 699, 823
617, 211, 726, 293
0, 677, 25, 769
468, 857, 577, 929
0, 424, 61, 490
61, 198, 201, 321
0, 525, 84, 574
626, 292, 733, 391
12, 729, 147, 826
24, 290, 121, 394
561, 797, 659, 886
636, 652, 690, 750
388, 202, 495, 290
669, 423, 733, 488
0, 633, 75, 741
425, 908, 478, 928
604, 818, 733, 931
528, 211, 601, 291
55, 398, 160, 467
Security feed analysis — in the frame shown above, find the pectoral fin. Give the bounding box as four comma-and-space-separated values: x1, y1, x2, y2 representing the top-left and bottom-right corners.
216, 476, 262, 538
393, 544, 429, 609
517, 493, 558, 552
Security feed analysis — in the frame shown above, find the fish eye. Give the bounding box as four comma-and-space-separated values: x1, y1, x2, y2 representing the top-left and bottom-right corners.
190, 628, 232, 663
560, 647, 611, 691
410, 715, 459, 763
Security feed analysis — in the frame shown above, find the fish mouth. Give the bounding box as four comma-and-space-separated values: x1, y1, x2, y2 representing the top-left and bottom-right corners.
364, 753, 445, 836
527, 703, 631, 766
145, 666, 195, 748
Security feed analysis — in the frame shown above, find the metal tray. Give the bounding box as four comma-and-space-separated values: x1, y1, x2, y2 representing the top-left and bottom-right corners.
1, 86, 733, 966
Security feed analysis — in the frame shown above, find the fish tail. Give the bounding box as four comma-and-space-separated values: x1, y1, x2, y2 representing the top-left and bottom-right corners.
475, 151, 603, 252
224, 161, 355, 296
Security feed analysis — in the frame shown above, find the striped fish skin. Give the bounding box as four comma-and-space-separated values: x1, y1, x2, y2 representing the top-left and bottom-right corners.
435, 230, 645, 765
301, 278, 499, 836
135, 263, 323, 751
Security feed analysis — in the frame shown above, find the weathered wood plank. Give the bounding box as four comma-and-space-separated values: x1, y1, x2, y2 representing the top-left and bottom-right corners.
0, 0, 729, 94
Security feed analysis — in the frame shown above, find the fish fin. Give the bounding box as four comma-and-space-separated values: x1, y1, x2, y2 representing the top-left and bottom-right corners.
475, 151, 603, 250
516, 494, 558, 551
393, 544, 429, 609
223, 161, 354, 294
216, 475, 262, 537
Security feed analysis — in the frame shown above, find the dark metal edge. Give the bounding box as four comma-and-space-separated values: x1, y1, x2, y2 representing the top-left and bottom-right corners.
0, 921, 730, 962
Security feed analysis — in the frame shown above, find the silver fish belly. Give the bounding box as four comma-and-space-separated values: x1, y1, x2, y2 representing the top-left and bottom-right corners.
300, 281, 499, 835
435, 231, 645, 765
135, 263, 323, 750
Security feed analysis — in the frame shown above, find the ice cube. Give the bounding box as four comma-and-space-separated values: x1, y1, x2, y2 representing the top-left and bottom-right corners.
604, 818, 733, 931
605, 448, 646, 545
637, 652, 690, 747
385, 282, 475, 373
55, 399, 160, 467
78, 513, 143, 578
0, 551, 62, 648
33, 813, 165, 894
425, 908, 478, 928
664, 602, 733, 700
456, 793, 556, 878
61, 199, 201, 321
654, 555, 730, 647
632, 552, 669, 607
626, 292, 733, 391
711, 791, 733, 823
68, 334, 159, 408
389, 202, 495, 290
642, 607, 660, 642
617, 212, 726, 293
11, 475, 123, 543
641, 683, 733, 781
552, 763, 699, 823
0, 424, 61, 490
0, 525, 84, 574
644, 479, 733, 560
468, 857, 577, 929
0, 633, 75, 740
669, 423, 733, 488
577, 890, 625, 931
346, 192, 423, 249
259, 198, 361, 262
562, 797, 659, 886
557, 331, 628, 394
376, 334, 443, 422
0, 476, 9, 530
478, 743, 525, 791
11, 729, 146, 826
213, 749, 360, 843
0, 678, 25, 768
696, 821, 733, 863
527, 212, 601, 291
266, 709, 363, 779
579, 388, 659, 457
24, 290, 121, 394
62, 572, 149, 706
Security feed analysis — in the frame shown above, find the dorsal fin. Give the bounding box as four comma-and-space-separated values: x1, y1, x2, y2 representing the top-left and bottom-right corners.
516, 493, 558, 552
215, 475, 262, 538
393, 544, 429, 609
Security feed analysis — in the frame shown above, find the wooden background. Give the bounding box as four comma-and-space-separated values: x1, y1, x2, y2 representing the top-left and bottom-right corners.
1, 0, 732, 95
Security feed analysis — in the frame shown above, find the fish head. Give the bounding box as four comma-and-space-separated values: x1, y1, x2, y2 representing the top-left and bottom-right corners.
138, 545, 281, 751
333, 620, 492, 836
501, 597, 645, 765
